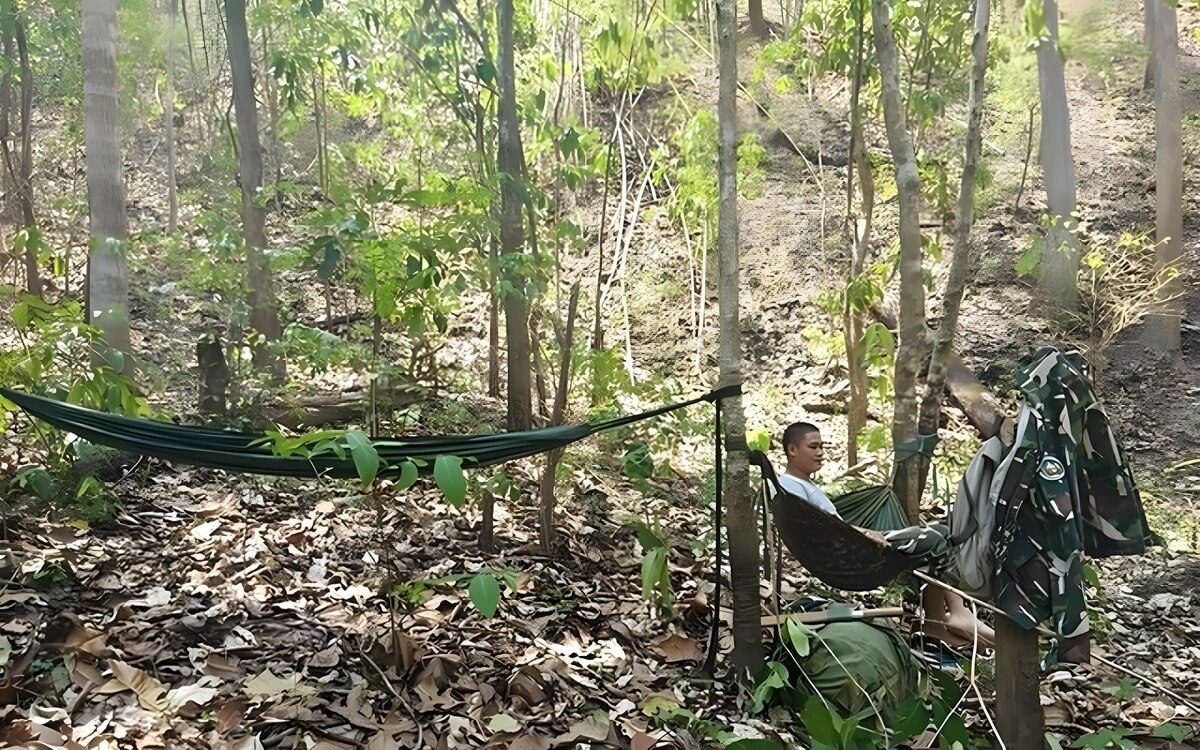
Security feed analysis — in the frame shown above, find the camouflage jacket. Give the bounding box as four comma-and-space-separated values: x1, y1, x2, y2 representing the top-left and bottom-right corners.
992, 347, 1154, 663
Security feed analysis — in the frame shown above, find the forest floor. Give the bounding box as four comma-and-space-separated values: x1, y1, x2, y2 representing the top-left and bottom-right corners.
4, 0, 1200, 748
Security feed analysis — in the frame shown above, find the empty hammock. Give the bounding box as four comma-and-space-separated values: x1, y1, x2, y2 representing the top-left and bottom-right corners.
1, 385, 740, 479
749, 451, 923, 591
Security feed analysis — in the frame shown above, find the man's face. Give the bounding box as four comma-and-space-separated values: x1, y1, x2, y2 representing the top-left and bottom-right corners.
787, 430, 824, 476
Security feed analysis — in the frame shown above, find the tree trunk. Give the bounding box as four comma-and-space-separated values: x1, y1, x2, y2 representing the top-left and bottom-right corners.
844, 0, 871, 467
871, 0, 926, 522
916, 0, 990, 499
1143, 0, 1157, 91
716, 0, 762, 678
166, 0, 179, 234
16, 19, 36, 295
538, 283, 580, 554
82, 0, 133, 374
1035, 0, 1080, 312
748, 0, 767, 37
1141, 0, 1183, 363
225, 0, 283, 375
498, 0, 532, 431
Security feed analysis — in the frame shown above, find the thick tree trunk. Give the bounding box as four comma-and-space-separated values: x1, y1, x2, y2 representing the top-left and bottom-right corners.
871, 0, 926, 522
1035, 0, 1080, 312
225, 0, 283, 375
1141, 0, 1183, 364
748, 0, 767, 37
82, 0, 133, 374
166, 0, 179, 234
916, 0, 990, 499
716, 0, 762, 677
498, 0, 533, 431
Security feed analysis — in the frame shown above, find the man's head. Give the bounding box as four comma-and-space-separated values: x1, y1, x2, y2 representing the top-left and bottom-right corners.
782, 421, 823, 478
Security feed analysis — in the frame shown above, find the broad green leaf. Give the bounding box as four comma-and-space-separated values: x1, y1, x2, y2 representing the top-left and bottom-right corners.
800, 695, 841, 748
11, 301, 29, 328
315, 237, 341, 281
434, 455, 467, 507
395, 461, 419, 490
1016, 237, 1043, 277
468, 572, 500, 617
890, 698, 930, 742
476, 57, 496, 84
1153, 722, 1192, 742
784, 618, 812, 657
746, 427, 770, 453
344, 430, 379, 488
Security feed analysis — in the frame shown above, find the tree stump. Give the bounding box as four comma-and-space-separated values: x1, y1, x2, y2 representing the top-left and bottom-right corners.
197, 327, 229, 415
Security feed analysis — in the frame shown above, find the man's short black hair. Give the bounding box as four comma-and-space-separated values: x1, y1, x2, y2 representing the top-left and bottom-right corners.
782, 421, 820, 451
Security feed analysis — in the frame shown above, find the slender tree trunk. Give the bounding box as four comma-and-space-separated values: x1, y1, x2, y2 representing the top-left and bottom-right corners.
225, 0, 283, 375
14, 20, 33, 294
166, 0, 179, 233
1142, 0, 1183, 363
872, 0, 926, 521
1035, 0, 1080, 312
1143, 0, 1157, 91
538, 283, 580, 554
498, 0, 532, 431
82, 0, 133, 374
916, 0, 990, 499
716, 0, 761, 677
844, 0, 871, 467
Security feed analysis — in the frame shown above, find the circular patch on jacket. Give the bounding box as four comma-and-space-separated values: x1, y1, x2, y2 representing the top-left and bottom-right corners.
1038, 455, 1066, 481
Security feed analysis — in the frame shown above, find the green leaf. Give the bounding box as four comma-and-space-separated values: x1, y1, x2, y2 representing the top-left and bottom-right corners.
434, 455, 467, 507
476, 57, 496, 84
1153, 722, 1192, 742
315, 236, 341, 281
891, 698, 930, 742
344, 430, 379, 488
783, 618, 812, 657
1016, 236, 1043, 277
1104, 675, 1139, 701
11, 301, 29, 328
800, 695, 841, 748
468, 572, 501, 617
747, 427, 771, 453
1082, 563, 1100, 588
396, 461, 419, 490
641, 546, 667, 600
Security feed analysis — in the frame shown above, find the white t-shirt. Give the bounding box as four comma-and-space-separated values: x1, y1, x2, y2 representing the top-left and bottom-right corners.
777, 472, 842, 520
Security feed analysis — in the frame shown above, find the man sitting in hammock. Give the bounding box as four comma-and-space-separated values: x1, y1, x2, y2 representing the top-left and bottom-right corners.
779, 421, 994, 649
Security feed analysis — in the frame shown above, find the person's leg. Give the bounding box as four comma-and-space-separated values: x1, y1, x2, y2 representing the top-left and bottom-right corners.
920, 586, 995, 647
943, 591, 995, 646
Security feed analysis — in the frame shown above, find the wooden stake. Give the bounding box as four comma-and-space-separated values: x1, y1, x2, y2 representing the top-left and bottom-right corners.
995, 616, 1044, 750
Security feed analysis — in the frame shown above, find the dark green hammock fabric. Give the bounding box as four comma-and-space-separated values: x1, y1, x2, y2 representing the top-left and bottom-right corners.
831, 484, 908, 531
1, 386, 739, 479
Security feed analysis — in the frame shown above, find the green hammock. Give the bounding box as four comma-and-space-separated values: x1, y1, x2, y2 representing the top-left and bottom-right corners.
749, 451, 920, 591
1, 386, 738, 479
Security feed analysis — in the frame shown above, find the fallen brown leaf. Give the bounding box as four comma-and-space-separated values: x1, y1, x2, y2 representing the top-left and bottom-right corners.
656, 633, 703, 663
217, 698, 247, 735
97, 659, 168, 711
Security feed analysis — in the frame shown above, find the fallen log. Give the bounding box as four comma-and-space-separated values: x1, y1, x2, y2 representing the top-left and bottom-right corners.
260, 383, 424, 430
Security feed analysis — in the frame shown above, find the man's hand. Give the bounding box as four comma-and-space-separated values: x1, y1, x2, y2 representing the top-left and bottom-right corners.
855, 527, 888, 545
